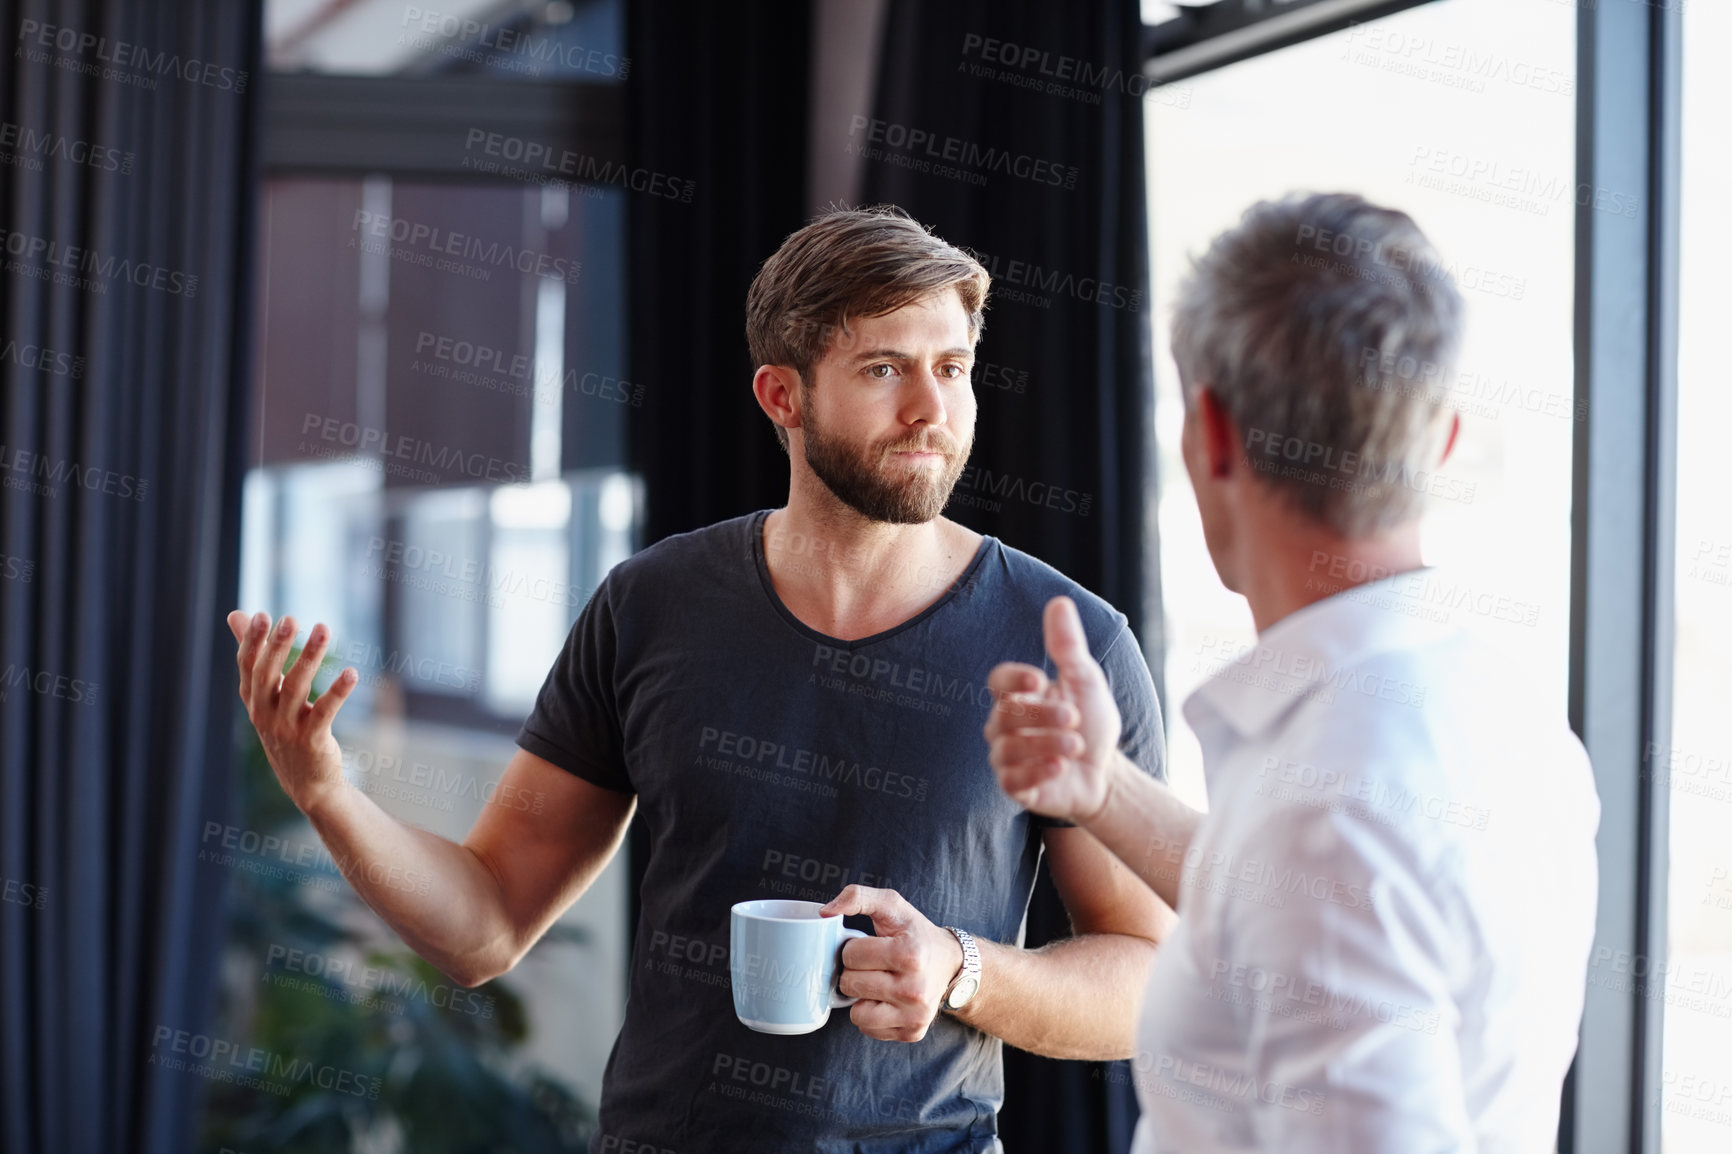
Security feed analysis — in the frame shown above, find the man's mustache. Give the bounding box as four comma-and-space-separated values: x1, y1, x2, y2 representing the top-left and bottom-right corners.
881, 434, 961, 457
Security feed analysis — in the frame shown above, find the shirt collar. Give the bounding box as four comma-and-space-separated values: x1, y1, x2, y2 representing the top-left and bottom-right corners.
1181, 567, 1462, 748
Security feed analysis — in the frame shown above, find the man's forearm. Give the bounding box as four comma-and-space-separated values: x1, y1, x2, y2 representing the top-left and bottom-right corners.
301, 782, 518, 986
949, 932, 1159, 1060
1080, 752, 1205, 910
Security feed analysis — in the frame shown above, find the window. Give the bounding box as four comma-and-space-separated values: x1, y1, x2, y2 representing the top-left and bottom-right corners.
1146, 0, 1578, 812
199, 5, 636, 1147
266, 0, 626, 83
1662, 5, 1732, 1149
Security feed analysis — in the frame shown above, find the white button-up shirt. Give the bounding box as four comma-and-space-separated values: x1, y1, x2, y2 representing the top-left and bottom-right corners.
1129, 571, 1600, 1154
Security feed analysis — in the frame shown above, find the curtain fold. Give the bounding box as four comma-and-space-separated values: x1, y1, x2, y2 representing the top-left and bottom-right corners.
863, 3, 1157, 1150
0, 1, 263, 1151
624, 0, 814, 549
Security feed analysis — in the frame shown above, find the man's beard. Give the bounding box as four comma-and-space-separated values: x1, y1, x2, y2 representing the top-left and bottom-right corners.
801, 401, 970, 525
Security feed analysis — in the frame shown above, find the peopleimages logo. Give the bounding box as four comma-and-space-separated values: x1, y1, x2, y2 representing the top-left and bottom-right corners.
461, 129, 694, 202
349, 210, 581, 284
0, 663, 98, 705
263, 943, 495, 1019
1405, 146, 1636, 219
0, 337, 83, 378
1343, 24, 1573, 97
0, 121, 134, 174
1290, 222, 1526, 301
1256, 754, 1492, 832
1358, 347, 1584, 424
1192, 633, 1428, 708
1242, 427, 1477, 507
962, 245, 1142, 311
411, 330, 645, 407
1129, 1051, 1329, 1117
958, 34, 1185, 105
846, 116, 1079, 191
15, 20, 249, 93
0, 226, 198, 297
1, 876, 46, 911
149, 1027, 379, 1099
0, 444, 148, 502
1207, 958, 1441, 1035
707, 1052, 922, 1126
696, 726, 930, 801
400, 8, 629, 79
299, 412, 529, 486
952, 463, 1092, 517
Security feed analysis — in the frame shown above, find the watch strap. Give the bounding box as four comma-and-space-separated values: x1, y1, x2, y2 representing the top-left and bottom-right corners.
941, 926, 981, 1010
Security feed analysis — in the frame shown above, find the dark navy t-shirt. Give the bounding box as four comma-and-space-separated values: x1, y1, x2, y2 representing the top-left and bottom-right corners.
516, 510, 1166, 1154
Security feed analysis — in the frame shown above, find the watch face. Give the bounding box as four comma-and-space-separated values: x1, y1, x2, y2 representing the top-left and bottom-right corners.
948, 976, 980, 1009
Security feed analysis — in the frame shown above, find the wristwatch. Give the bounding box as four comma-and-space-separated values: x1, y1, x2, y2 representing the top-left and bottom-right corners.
941, 927, 982, 1011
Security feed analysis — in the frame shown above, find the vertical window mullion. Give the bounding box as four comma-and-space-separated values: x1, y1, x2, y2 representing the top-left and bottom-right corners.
1563, 3, 1681, 1151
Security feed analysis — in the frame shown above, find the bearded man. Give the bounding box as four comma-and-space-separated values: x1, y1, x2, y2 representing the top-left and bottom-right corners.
228, 205, 1172, 1153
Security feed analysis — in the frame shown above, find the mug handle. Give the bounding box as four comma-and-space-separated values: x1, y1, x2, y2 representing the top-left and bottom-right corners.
831, 927, 868, 1008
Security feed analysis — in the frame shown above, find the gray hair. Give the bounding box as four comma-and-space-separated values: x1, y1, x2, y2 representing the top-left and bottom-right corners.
1170, 192, 1466, 537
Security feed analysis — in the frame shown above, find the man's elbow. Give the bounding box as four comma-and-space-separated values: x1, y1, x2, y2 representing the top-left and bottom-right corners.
1102, 897, 1179, 949
442, 942, 523, 989
446, 964, 495, 990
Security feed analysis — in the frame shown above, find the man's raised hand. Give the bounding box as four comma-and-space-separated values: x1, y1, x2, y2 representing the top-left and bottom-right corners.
226, 610, 357, 817
984, 596, 1122, 824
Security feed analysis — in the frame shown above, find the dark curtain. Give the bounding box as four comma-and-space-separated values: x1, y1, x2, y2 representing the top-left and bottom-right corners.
0, 1, 262, 1152
864, 3, 1157, 1152
621, 1, 813, 926
624, 0, 813, 548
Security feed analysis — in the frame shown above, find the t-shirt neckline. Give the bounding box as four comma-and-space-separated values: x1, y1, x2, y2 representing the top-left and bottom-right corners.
748, 508, 994, 651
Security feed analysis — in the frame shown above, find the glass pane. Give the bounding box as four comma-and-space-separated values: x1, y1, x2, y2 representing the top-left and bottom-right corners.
266, 0, 628, 83
1145, 0, 1577, 825
1662, 5, 1732, 1149
202, 176, 635, 1151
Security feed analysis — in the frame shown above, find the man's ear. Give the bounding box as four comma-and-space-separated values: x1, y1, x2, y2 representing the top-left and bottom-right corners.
752, 364, 802, 437
1437, 411, 1462, 468
1196, 387, 1240, 481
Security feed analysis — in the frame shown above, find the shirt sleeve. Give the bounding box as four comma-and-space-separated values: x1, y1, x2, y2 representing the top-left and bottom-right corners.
1224, 803, 1475, 1153
514, 577, 635, 794
1035, 620, 1167, 829
1103, 622, 1167, 784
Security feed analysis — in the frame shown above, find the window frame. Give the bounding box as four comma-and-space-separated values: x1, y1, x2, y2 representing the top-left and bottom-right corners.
1143, 0, 1437, 83
260, 73, 623, 179
1562, 4, 1681, 1151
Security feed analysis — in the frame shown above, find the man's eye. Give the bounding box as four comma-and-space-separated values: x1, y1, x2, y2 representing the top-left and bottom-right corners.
940, 364, 967, 379
868, 364, 896, 379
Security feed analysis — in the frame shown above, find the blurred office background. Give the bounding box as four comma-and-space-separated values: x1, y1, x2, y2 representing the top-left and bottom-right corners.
0, 0, 1724, 1151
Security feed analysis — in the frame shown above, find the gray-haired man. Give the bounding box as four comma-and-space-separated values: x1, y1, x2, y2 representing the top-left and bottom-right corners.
984, 192, 1600, 1151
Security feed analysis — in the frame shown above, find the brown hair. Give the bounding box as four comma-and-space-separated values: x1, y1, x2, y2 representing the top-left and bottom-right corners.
746, 205, 990, 451
1170, 192, 1466, 537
